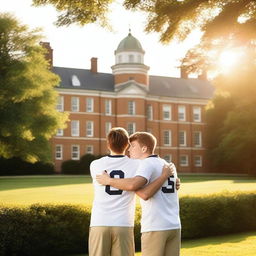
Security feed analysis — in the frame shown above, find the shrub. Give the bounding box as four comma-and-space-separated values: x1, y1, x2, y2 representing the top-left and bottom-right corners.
61, 154, 103, 175
0, 157, 55, 176
0, 192, 255, 255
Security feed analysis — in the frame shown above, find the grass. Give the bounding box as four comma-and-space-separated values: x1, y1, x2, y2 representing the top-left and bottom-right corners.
72, 232, 256, 256
0, 174, 255, 206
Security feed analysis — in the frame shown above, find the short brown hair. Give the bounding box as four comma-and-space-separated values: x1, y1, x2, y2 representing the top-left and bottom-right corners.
129, 132, 157, 154
107, 127, 129, 154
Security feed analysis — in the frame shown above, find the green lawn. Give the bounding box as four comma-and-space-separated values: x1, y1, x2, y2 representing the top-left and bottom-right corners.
0, 174, 255, 206
73, 232, 256, 256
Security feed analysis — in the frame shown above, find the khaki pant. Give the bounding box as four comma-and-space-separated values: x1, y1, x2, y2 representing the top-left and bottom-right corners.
141, 229, 181, 256
89, 226, 135, 256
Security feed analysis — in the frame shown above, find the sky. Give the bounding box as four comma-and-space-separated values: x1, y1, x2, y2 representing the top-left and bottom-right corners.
2, 0, 202, 77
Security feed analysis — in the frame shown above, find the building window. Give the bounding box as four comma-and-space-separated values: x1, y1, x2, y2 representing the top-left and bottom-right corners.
71, 145, 80, 160
128, 101, 136, 115
86, 98, 94, 112
105, 122, 112, 136
137, 55, 142, 63
163, 154, 172, 163
163, 130, 171, 146
86, 121, 94, 137
71, 97, 79, 112
194, 155, 202, 167
179, 131, 186, 146
193, 107, 201, 122
147, 105, 153, 120
194, 131, 202, 147
71, 75, 81, 86
129, 54, 134, 63
56, 129, 63, 136
71, 120, 79, 136
180, 155, 188, 166
55, 145, 63, 160
118, 55, 122, 63
178, 106, 186, 121
56, 96, 64, 111
105, 99, 112, 115
163, 105, 171, 120
127, 123, 136, 135
86, 145, 94, 155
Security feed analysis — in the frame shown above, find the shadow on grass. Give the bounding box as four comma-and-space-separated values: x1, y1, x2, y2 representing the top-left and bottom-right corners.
0, 175, 92, 191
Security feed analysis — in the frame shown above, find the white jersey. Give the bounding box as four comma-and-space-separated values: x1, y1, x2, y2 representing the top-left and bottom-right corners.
90, 155, 140, 227
136, 155, 181, 232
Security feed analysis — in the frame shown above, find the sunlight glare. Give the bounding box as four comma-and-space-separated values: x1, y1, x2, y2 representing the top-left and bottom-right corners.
218, 50, 243, 73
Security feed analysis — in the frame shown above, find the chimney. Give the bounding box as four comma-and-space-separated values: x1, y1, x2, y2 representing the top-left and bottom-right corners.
198, 70, 207, 80
40, 42, 53, 68
91, 57, 98, 73
180, 67, 188, 79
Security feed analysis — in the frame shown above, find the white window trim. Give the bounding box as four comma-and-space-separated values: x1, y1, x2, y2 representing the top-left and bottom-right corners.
179, 130, 187, 147
163, 130, 172, 146
86, 98, 94, 113
178, 105, 186, 121
127, 122, 136, 135
71, 145, 80, 160
194, 131, 202, 147
180, 155, 189, 167
55, 145, 63, 160
56, 129, 64, 136
147, 105, 153, 120
128, 101, 136, 115
105, 99, 112, 115
194, 155, 202, 167
71, 120, 79, 137
163, 105, 171, 120
105, 122, 112, 136
86, 121, 94, 137
71, 97, 79, 112
86, 145, 94, 155
57, 96, 64, 112
193, 106, 202, 122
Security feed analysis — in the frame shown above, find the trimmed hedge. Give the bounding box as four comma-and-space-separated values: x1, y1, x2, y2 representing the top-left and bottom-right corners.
0, 157, 55, 176
61, 154, 103, 175
0, 192, 256, 255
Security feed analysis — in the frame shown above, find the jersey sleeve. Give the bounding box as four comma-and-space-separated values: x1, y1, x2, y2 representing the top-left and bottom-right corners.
135, 159, 153, 184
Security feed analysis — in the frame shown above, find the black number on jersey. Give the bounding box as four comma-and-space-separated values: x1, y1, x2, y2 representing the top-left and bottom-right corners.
105, 170, 125, 195
161, 175, 175, 193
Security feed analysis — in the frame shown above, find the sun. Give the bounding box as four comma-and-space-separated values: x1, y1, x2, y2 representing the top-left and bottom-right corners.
218, 50, 243, 73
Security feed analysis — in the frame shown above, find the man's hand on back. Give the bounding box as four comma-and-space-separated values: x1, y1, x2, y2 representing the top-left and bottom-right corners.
161, 163, 175, 178
96, 171, 111, 185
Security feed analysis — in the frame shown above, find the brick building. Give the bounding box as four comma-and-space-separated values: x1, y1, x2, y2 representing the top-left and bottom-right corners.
47, 32, 214, 172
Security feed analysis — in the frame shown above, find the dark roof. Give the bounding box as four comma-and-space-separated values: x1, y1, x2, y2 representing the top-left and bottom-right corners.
52, 66, 214, 99
149, 75, 214, 99
52, 67, 114, 91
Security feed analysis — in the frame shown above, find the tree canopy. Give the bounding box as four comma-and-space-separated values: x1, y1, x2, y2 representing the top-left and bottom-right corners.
0, 13, 68, 163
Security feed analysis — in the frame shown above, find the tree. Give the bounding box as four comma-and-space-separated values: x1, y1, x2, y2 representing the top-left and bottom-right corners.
205, 52, 256, 174
0, 13, 68, 163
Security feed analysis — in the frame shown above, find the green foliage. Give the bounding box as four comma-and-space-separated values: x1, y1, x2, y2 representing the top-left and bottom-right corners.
206, 59, 256, 175
0, 157, 55, 175
0, 13, 68, 163
32, 0, 113, 27
61, 154, 102, 174
0, 192, 256, 255
0, 204, 90, 255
